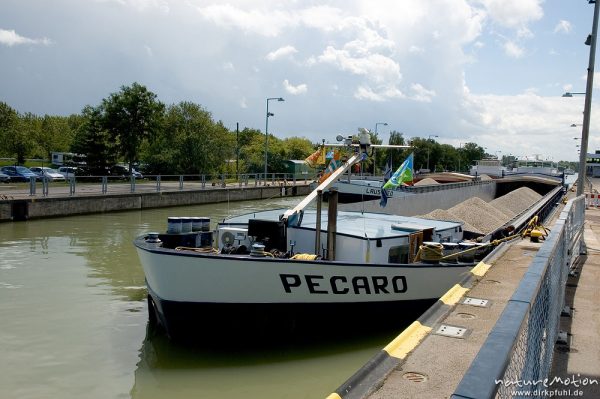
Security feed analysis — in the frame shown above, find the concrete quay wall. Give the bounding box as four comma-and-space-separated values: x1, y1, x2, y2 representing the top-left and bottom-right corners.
0, 185, 311, 222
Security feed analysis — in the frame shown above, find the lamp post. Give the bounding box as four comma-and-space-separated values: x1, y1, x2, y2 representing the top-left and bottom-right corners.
373, 122, 388, 175
427, 135, 438, 172
568, 0, 599, 196
264, 97, 285, 185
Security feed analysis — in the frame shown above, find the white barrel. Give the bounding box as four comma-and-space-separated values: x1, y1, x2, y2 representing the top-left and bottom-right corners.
167, 217, 182, 234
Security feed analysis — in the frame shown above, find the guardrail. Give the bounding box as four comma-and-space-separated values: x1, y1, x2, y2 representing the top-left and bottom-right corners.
0, 173, 316, 197
451, 195, 585, 399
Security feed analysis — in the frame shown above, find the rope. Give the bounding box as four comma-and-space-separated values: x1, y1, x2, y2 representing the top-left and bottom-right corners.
291, 253, 319, 260
416, 243, 444, 262
175, 246, 219, 254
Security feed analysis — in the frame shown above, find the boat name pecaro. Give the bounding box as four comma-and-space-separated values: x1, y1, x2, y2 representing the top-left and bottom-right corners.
280, 274, 408, 295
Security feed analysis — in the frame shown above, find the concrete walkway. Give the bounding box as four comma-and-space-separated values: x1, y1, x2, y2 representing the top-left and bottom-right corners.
549, 208, 600, 397
365, 193, 599, 398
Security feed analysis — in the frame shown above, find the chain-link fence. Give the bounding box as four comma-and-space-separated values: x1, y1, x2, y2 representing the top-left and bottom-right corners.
452, 195, 585, 399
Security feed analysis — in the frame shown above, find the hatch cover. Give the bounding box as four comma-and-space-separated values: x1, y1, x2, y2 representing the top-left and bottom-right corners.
434, 324, 470, 339
462, 297, 490, 307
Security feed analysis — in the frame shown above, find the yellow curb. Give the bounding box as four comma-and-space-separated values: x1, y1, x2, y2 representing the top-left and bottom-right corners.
383, 321, 432, 359
439, 284, 469, 305
470, 261, 491, 277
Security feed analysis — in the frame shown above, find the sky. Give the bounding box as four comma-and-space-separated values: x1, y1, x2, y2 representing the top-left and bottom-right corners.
0, 0, 599, 162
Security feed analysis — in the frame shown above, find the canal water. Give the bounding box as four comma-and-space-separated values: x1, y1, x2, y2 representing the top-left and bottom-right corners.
0, 197, 412, 399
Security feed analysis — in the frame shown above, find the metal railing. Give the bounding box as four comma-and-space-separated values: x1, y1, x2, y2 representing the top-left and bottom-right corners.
451, 195, 585, 399
0, 173, 316, 198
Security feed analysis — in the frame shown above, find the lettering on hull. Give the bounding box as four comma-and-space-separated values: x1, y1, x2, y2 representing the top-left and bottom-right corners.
280, 274, 408, 295
364, 188, 393, 197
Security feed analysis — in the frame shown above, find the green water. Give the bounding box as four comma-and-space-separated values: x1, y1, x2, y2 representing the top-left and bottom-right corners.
0, 198, 406, 399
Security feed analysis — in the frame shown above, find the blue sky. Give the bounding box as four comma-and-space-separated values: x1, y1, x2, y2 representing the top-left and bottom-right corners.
0, 0, 598, 162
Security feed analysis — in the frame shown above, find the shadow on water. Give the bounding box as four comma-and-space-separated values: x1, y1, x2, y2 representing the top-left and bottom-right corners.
130, 314, 419, 399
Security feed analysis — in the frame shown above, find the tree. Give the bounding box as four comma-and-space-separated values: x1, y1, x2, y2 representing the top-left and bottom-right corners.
71, 105, 117, 173
281, 137, 314, 160
0, 102, 18, 158
102, 83, 165, 172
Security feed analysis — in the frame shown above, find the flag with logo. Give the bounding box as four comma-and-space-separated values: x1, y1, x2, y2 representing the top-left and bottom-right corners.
380, 153, 413, 207
318, 159, 342, 184
305, 147, 326, 168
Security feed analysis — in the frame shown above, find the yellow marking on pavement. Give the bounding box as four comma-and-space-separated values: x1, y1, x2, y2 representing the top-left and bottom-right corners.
471, 261, 491, 277
440, 284, 469, 305
383, 321, 432, 359
325, 394, 342, 399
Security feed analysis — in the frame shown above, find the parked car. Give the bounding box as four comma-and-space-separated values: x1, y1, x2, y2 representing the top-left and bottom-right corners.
110, 165, 144, 179
30, 167, 66, 181
57, 166, 79, 178
0, 172, 10, 183
0, 166, 40, 182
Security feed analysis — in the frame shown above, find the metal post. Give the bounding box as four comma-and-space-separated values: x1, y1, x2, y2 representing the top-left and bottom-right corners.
29, 176, 36, 196
42, 177, 48, 197
327, 188, 338, 261
69, 177, 76, 196
179, 175, 184, 190
102, 176, 108, 194
236, 122, 239, 180
156, 175, 161, 192
577, 0, 599, 196
130, 175, 135, 193
315, 190, 322, 256
265, 101, 270, 186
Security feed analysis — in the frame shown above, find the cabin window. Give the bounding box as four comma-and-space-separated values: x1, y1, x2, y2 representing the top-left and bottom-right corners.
389, 245, 409, 264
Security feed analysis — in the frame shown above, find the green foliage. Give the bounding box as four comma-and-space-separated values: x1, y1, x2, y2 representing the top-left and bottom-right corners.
102, 82, 165, 171
71, 105, 117, 173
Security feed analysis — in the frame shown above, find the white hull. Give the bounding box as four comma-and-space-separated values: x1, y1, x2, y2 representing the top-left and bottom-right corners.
136, 243, 473, 305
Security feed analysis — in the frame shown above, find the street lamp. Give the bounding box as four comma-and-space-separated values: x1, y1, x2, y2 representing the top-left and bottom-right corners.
564, 0, 599, 196
373, 122, 388, 175
427, 135, 438, 172
264, 97, 284, 185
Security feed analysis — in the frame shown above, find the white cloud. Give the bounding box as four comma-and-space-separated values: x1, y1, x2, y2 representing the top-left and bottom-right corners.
197, 4, 296, 37
283, 79, 307, 95
481, 0, 543, 29
409, 45, 424, 54
409, 83, 436, 102
554, 20, 572, 34
316, 46, 401, 85
461, 89, 589, 161
266, 46, 298, 61
503, 40, 524, 58
0, 29, 51, 46
354, 85, 403, 101
95, 0, 169, 13
144, 45, 153, 56
223, 62, 235, 71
